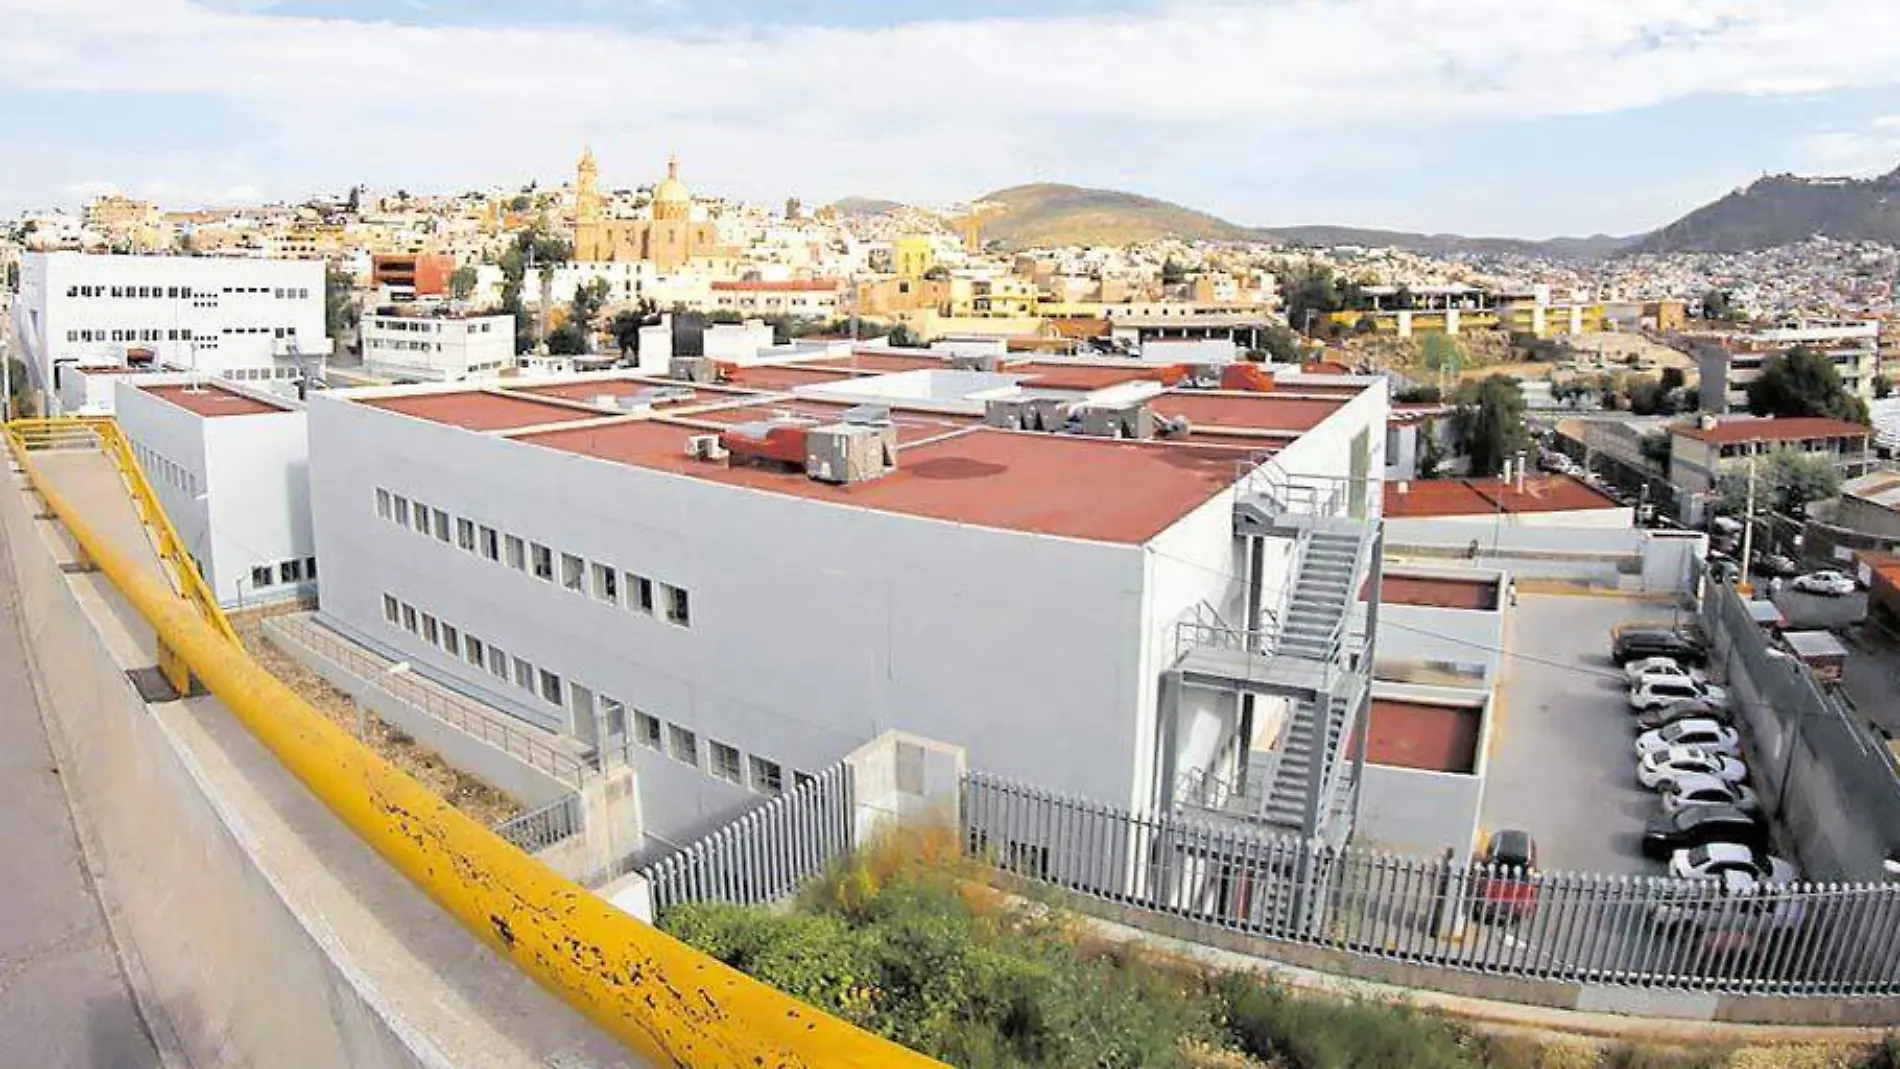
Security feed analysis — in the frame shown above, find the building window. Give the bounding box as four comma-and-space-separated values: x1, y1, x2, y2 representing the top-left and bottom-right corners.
539, 668, 562, 706
441, 624, 460, 657
630, 574, 654, 615
505, 535, 526, 571
479, 526, 500, 562
456, 518, 476, 552
710, 741, 742, 783
401, 604, 419, 634
306, 558, 317, 580
433, 509, 450, 543
635, 711, 662, 750
664, 585, 691, 627
793, 771, 816, 792
561, 553, 585, 593
592, 562, 618, 604
280, 559, 303, 584
487, 647, 509, 680
601, 697, 626, 738
464, 635, 485, 668
412, 502, 431, 535
531, 543, 553, 581
383, 594, 400, 624
750, 756, 784, 796
421, 614, 439, 646
385, 493, 403, 524
667, 724, 698, 766
514, 657, 534, 692
253, 565, 275, 588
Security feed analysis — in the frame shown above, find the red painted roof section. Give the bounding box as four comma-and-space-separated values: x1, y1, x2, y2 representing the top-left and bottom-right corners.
1361, 699, 1481, 774
806, 353, 946, 373
684, 402, 975, 445
1384, 474, 1620, 518
1363, 573, 1500, 610
1672, 417, 1870, 445
1149, 391, 1346, 434
721, 365, 858, 390
1007, 362, 1151, 390
515, 422, 1252, 543
507, 377, 716, 406
710, 279, 841, 292
143, 383, 287, 418
360, 391, 604, 431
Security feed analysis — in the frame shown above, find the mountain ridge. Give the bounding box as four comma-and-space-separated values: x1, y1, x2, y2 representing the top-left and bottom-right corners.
1625, 166, 1900, 254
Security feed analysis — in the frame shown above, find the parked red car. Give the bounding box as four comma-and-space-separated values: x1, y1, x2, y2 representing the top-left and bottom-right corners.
1475, 830, 1539, 923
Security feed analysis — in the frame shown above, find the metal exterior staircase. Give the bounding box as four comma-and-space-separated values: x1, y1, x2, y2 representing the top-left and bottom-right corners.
1168, 455, 1377, 843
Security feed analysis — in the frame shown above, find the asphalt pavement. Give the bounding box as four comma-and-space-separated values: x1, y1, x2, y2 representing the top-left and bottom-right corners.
0, 542, 162, 1066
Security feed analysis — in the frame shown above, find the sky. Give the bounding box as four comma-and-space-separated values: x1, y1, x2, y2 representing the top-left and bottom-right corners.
3, 0, 1900, 238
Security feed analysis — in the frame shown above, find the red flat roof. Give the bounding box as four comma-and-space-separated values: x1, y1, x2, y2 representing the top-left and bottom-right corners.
1364, 574, 1500, 611
1006, 362, 1152, 391
1360, 699, 1481, 774
507, 378, 715, 407
514, 422, 1251, 543
144, 382, 287, 418
1149, 391, 1346, 434
1673, 417, 1870, 445
804, 353, 946, 374
1385, 474, 1620, 518
721, 365, 859, 390
360, 391, 605, 431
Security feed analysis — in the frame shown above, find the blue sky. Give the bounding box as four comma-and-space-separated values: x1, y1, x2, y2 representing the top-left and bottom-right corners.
4, 0, 1900, 237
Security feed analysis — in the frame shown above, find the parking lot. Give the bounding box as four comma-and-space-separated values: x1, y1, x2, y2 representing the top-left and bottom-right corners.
1479, 593, 1689, 876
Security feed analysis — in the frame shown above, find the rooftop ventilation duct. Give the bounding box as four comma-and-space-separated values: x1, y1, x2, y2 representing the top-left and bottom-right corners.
842, 403, 893, 426
949, 353, 1004, 373
723, 416, 819, 471
806, 423, 898, 484
1078, 400, 1156, 440
684, 433, 728, 462
669, 356, 719, 384
984, 395, 1072, 432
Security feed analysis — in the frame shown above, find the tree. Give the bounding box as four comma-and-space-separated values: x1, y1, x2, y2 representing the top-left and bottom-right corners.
1700, 289, 1740, 323
1450, 375, 1531, 477
887, 323, 921, 348
1876, 375, 1893, 400
324, 264, 359, 355
346, 185, 361, 214
1161, 257, 1186, 286
543, 322, 587, 356
1352, 315, 1378, 335
1390, 285, 1417, 311
3, 261, 16, 291
508, 194, 533, 212
1626, 379, 1677, 416
1420, 333, 1463, 374
1659, 367, 1686, 394
449, 265, 479, 301
1718, 447, 1842, 519
1258, 323, 1302, 363
1418, 417, 1445, 479
1282, 264, 1343, 335
1746, 346, 1869, 424
1394, 385, 1442, 404
610, 310, 648, 356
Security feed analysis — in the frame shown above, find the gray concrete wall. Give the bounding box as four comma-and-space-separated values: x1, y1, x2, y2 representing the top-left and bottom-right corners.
262, 615, 573, 808
1387, 522, 1703, 594
1357, 764, 1484, 862
845, 731, 967, 845
0, 470, 631, 1068
1358, 601, 1503, 684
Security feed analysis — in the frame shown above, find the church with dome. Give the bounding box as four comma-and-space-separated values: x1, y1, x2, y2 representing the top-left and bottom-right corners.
572, 149, 728, 271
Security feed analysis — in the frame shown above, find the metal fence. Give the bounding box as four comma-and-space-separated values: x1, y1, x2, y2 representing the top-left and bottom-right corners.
963, 773, 1900, 996
642, 763, 854, 915
268, 615, 588, 787
492, 792, 583, 853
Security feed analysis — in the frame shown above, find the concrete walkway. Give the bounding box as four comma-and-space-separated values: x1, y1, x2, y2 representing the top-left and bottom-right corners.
0, 483, 162, 1067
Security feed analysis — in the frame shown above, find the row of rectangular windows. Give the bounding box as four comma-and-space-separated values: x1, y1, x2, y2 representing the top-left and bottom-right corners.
130, 439, 198, 498
66, 284, 311, 299
67, 325, 300, 344
374, 488, 691, 627
251, 557, 316, 589
224, 366, 299, 382
379, 593, 790, 796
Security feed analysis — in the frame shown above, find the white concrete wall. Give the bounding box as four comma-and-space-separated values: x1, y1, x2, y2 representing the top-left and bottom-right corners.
113, 378, 212, 577
362, 313, 514, 382
16, 252, 328, 409
307, 395, 1150, 850
1355, 599, 1505, 684
1358, 763, 1485, 861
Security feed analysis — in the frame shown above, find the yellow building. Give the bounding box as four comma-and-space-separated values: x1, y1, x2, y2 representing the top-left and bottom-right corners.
572, 149, 730, 271
84, 195, 163, 252
892, 236, 936, 280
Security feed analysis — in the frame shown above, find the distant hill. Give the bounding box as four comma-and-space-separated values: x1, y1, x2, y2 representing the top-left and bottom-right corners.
969, 182, 1631, 258
1629, 166, 1900, 254
829, 196, 904, 218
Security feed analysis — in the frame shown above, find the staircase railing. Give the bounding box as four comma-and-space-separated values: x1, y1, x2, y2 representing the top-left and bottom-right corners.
1234, 455, 1380, 523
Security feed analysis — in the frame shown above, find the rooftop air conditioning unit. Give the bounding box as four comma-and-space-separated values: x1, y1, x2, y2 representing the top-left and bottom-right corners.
684, 434, 728, 462
984, 395, 1070, 432
1181, 363, 1222, 389
670, 355, 718, 384
806, 423, 899, 484
842, 403, 893, 426
949, 353, 1003, 373
1079, 400, 1156, 440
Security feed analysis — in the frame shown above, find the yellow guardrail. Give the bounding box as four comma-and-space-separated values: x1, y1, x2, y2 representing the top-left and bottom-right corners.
5, 418, 941, 1069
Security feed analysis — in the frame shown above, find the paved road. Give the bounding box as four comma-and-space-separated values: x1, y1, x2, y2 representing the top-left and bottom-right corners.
0, 526, 162, 1065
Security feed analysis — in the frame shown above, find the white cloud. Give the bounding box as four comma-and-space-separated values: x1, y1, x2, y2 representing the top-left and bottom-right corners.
3, 0, 1900, 221
1795, 116, 1900, 176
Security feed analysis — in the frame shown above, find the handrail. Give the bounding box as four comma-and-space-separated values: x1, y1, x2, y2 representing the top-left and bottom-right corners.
6, 421, 939, 1067
6, 417, 238, 646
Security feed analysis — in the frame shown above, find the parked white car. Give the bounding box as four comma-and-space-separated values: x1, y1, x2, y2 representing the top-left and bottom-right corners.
1660, 774, 1760, 815
1623, 657, 1709, 687
1792, 571, 1857, 597
1637, 746, 1749, 790
1669, 843, 1798, 884
1628, 678, 1729, 712
1651, 870, 1807, 934
1638, 720, 1740, 758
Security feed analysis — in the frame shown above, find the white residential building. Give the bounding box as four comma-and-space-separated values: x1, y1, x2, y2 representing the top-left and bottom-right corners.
114, 376, 316, 608
362, 308, 514, 383
1694, 319, 1882, 412
305, 356, 1388, 860
10, 251, 328, 413
707, 279, 843, 319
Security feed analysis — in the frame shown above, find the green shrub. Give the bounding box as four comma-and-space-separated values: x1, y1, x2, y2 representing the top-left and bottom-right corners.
1213, 971, 1485, 1069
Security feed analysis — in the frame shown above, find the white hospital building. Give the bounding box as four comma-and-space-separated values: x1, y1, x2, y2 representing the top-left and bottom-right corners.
304, 351, 1388, 856
10, 251, 328, 413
